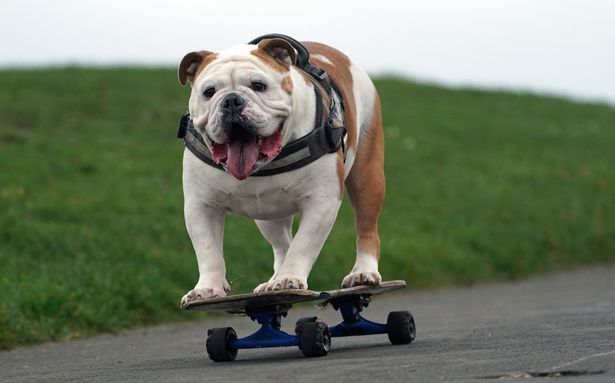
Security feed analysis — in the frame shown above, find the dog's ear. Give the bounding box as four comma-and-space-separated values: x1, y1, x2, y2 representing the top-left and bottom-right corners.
257, 38, 297, 66
178, 50, 214, 86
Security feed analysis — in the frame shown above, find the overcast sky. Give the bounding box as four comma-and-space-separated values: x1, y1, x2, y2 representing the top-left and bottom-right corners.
1, 0, 614, 103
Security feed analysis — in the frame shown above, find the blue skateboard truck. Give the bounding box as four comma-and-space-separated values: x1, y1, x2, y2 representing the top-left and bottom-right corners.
182, 281, 415, 362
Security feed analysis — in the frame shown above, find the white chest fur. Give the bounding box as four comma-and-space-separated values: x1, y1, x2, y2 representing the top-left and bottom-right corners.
182, 149, 342, 220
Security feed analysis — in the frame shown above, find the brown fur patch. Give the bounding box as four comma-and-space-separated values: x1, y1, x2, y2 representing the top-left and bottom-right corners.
282, 75, 293, 95
344, 93, 385, 260
194, 53, 218, 80
336, 148, 345, 198
250, 49, 289, 73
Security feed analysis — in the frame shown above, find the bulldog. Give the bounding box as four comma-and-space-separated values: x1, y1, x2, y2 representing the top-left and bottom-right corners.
178, 35, 385, 307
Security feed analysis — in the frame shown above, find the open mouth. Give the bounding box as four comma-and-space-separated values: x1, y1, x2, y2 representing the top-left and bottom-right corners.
209, 122, 283, 180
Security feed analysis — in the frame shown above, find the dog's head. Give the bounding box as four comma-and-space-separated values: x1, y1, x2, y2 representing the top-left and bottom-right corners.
178, 39, 298, 180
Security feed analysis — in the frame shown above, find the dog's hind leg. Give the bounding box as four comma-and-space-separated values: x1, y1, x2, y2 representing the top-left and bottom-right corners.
253, 216, 293, 292
342, 94, 385, 288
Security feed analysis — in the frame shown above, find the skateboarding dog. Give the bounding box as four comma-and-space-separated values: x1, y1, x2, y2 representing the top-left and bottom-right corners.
178, 35, 385, 306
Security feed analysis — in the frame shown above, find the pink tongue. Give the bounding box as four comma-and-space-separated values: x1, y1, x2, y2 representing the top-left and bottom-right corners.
226, 137, 260, 180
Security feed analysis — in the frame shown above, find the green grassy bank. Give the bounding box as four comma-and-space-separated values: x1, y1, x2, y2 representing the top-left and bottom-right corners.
1, 68, 614, 349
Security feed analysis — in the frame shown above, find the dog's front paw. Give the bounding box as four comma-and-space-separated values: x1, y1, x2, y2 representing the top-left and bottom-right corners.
254, 274, 307, 292
253, 281, 271, 293
180, 279, 230, 308
341, 269, 382, 288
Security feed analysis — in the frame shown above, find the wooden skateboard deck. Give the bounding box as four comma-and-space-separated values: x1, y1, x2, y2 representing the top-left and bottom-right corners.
183, 289, 326, 313
182, 280, 406, 314
324, 280, 406, 300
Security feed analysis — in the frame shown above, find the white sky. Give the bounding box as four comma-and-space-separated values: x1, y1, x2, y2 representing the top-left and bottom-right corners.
1, 0, 614, 103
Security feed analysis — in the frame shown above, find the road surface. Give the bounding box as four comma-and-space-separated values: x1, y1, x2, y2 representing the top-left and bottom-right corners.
2, 265, 614, 382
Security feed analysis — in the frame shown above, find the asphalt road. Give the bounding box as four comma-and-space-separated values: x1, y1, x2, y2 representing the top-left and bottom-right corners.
2, 266, 614, 383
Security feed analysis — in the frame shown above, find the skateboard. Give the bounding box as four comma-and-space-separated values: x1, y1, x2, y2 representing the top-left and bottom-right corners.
182, 280, 415, 362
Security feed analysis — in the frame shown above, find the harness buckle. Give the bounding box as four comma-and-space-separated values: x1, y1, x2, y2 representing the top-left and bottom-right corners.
310, 67, 328, 81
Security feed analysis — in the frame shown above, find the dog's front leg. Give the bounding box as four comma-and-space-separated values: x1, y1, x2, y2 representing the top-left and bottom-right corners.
257, 197, 342, 291
180, 201, 230, 307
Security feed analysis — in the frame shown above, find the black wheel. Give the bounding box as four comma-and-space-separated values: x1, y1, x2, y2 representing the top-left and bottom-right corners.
206, 327, 238, 362
299, 321, 331, 357
387, 311, 416, 345
295, 316, 320, 334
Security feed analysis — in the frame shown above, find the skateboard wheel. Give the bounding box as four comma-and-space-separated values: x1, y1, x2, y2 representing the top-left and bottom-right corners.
295, 316, 320, 334
386, 311, 416, 345
299, 322, 331, 357
206, 327, 238, 362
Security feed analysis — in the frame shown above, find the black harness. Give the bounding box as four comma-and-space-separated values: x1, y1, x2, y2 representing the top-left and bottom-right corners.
177, 33, 347, 177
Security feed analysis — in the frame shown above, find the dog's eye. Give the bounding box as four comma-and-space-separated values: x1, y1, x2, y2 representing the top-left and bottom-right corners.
203, 87, 216, 99
251, 81, 267, 92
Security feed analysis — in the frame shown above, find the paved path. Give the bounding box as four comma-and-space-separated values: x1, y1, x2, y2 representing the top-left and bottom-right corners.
2, 266, 615, 382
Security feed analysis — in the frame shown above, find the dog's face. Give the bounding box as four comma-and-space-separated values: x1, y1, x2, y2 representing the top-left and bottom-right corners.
178, 39, 298, 180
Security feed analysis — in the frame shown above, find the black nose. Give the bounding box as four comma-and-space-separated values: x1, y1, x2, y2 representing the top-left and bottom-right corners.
221, 93, 246, 114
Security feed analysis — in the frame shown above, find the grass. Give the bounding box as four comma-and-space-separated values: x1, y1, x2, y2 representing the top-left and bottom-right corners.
1, 68, 614, 350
